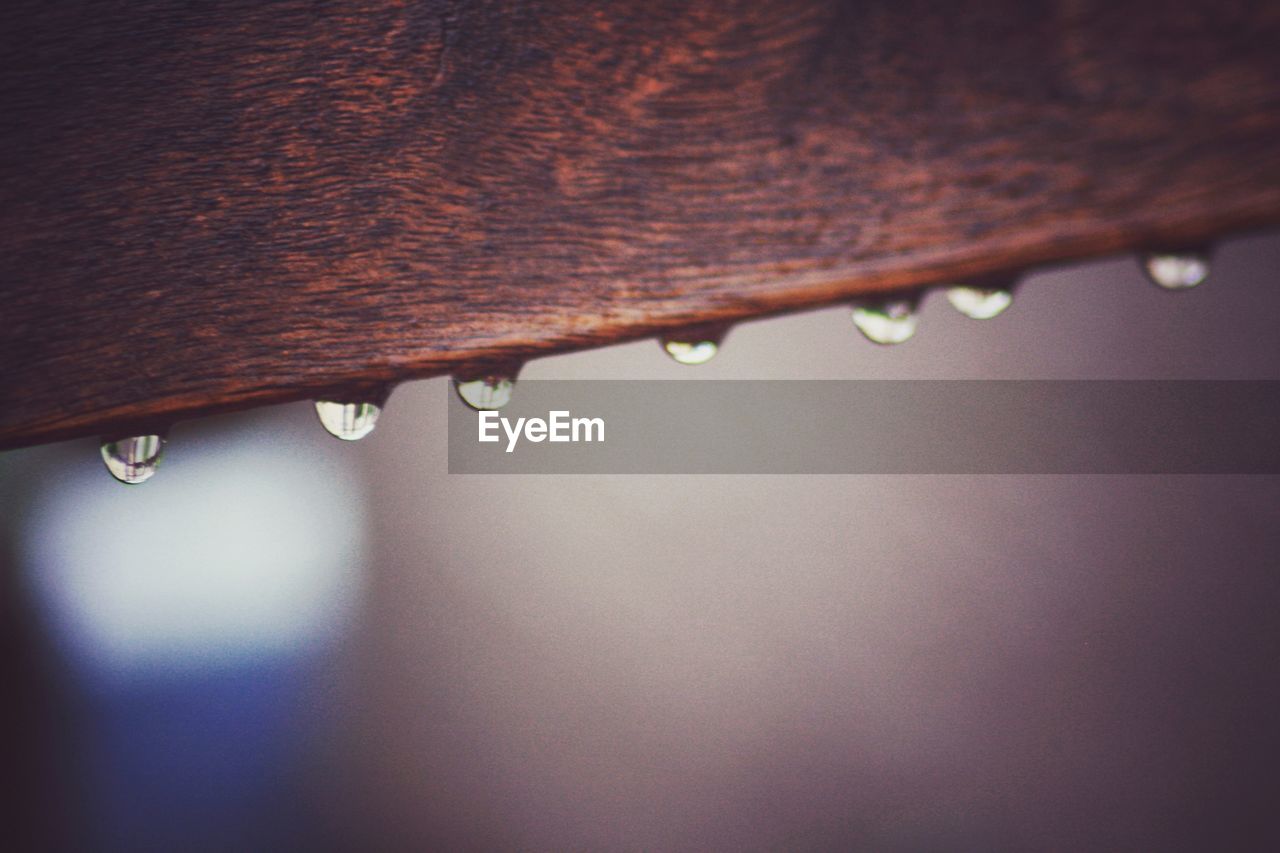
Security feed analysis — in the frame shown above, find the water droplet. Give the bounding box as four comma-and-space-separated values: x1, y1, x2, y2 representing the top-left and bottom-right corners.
661, 337, 718, 365
1142, 251, 1210, 290
454, 371, 517, 410
100, 434, 165, 484
851, 294, 920, 344
946, 285, 1014, 320
314, 400, 381, 441
660, 326, 727, 365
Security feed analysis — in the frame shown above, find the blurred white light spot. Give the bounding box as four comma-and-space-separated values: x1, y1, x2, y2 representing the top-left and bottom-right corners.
19, 425, 368, 681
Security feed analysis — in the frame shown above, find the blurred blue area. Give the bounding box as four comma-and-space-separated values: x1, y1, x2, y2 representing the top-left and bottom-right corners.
0, 406, 366, 849
86, 661, 314, 850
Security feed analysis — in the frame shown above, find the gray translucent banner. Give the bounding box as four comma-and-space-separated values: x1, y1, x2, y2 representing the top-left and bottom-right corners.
447, 381, 1280, 474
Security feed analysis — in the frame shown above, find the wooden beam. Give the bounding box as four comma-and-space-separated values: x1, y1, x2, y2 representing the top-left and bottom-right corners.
3, 0, 1280, 449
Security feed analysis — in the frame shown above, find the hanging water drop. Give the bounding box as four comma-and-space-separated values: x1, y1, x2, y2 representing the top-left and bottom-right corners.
100, 434, 165, 484
946, 285, 1014, 320
1142, 251, 1210, 290
454, 369, 518, 411
851, 294, 920, 344
660, 326, 727, 365
314, 400, 382, 441
661, 337, 718, 365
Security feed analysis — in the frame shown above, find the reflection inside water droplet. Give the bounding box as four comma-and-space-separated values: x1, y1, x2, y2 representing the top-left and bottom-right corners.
1142, 252, 1210, 290
454, 373, 516, 410
314, 400, 382, 441
851, 295, 920, 344
660, 326, 727, 365
662, 338, 718, 365
946, 285, 1014, 320
100, 434, 165, 484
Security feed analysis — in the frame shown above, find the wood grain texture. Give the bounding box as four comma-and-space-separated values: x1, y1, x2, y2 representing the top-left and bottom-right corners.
2, 0, 1280, 449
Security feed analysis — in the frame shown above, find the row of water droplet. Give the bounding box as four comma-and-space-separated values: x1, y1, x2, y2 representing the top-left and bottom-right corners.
100, 250, 1211, 483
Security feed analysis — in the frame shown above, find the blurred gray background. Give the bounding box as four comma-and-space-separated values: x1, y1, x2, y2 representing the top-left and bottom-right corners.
2, 230, 1278, 850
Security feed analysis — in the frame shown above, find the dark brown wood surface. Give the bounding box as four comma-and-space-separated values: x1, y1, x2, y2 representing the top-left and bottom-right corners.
3, 0, 1280, 450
